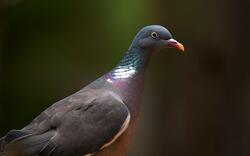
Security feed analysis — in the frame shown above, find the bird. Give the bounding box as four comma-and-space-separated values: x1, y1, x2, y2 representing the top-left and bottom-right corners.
0, 25, 184, 156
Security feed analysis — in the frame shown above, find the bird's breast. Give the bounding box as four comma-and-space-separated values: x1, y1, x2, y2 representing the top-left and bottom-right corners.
93, 119, 139, 156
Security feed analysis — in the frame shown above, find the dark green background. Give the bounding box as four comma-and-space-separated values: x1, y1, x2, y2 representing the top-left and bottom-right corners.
1, 0, 249, 155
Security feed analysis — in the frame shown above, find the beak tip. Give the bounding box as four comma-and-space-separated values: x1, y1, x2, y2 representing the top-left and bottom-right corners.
178, 43, 185, 52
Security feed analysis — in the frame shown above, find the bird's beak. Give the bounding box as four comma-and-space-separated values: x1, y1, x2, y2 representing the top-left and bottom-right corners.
167, 39, 185, 52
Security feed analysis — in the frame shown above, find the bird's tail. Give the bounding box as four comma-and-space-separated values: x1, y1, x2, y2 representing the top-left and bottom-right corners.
0, 137, 5, 155
0, 129, 55, 156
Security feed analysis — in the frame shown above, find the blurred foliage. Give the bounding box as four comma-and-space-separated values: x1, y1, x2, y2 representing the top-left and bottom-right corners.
0, 0, 151, 128
1, 0, 250, 156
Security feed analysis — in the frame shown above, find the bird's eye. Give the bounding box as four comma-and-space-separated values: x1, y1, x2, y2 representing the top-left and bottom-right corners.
151, 32, 158, 39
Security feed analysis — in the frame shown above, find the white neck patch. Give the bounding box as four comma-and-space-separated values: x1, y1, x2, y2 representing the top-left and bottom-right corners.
112, 66, 136, 79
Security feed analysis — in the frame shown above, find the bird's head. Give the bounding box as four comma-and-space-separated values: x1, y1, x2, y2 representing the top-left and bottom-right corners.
131, 25, 184, 52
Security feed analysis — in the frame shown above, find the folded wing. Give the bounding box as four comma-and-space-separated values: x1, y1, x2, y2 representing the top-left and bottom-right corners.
1, 89, 130, 156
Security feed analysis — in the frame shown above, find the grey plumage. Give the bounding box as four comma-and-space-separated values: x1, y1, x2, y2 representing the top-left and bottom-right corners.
1, 79, 130, 156
0, 25, 184, 156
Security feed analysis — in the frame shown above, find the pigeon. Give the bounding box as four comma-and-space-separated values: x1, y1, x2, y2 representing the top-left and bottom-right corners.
0, 25, 184, 156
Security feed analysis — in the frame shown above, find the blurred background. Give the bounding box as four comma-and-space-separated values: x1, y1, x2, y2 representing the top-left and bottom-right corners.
0, 0, 249, 155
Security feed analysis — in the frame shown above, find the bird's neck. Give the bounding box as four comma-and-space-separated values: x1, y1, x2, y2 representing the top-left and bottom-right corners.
113, 49, 149, 78
105, 47, 152, 115
107, 47, 151, 82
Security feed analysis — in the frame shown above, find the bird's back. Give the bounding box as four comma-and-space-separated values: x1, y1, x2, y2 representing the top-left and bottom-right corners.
0, 79, 131, 156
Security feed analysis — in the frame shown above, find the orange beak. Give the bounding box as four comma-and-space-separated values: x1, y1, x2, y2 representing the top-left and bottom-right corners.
167, 39, 185, 52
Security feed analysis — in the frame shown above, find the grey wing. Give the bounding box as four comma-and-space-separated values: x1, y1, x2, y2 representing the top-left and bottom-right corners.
1, 90, 130, 156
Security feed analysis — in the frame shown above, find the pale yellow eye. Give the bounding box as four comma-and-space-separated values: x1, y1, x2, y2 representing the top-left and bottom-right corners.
151, 32, 158, 39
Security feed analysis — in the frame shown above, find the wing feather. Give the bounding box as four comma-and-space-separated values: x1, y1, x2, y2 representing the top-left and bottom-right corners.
1, 89, 130, 156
